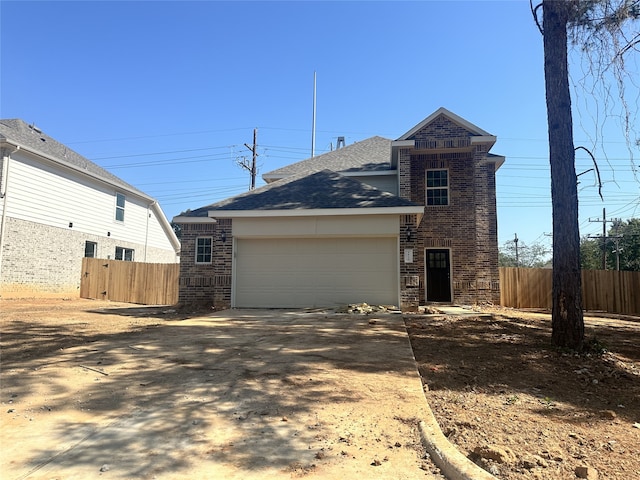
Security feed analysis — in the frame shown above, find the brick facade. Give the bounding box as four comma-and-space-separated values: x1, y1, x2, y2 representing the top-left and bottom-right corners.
398, 114, 500, 306
177, 112, 501, 310
177, 219, 232, 308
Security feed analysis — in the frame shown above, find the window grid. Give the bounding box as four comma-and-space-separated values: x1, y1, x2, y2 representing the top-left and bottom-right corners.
196, 237, 213, 264
425, 169, 449, 206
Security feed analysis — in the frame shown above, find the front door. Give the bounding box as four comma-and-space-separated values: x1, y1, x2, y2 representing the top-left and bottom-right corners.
426, 249, 452, 302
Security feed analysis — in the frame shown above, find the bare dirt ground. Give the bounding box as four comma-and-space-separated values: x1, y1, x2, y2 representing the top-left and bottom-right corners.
0, 299, 443, 480
407, 306, 640, 479
2, 299, 639, 480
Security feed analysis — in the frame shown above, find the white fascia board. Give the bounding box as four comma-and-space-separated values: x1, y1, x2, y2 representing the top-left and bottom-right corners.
151, 202, 181, 252
172, 215, 218, 224
208, 206, 425, 218
470, 135, 497, 145
391, 140, 414, 148
480, 155, 506, 171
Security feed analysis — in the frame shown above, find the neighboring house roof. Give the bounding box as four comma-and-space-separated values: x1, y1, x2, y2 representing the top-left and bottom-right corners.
262, 136, 393, 182
0, 119, 148, 198
0, 118, 180, 253
175, 169, 422, 221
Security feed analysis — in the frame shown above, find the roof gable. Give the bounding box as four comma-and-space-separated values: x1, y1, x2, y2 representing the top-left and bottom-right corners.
182, 169, 418, 218
262, 136, 392, 182
396, 107, 492, 141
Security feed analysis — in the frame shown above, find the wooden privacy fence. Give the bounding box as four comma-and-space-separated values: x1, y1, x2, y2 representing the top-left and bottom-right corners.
500, 267, 640, 315
80, 258, 179, 305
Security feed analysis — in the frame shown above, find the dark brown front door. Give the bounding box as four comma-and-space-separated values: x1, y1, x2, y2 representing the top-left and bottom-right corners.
426, 249, 451, 302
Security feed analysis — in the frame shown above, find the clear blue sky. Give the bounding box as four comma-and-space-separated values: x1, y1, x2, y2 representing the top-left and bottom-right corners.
2, 1, 639, 255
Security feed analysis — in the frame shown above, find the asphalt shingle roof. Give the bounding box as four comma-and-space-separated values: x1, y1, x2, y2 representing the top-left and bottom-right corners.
263, 136, 392, 180
183, 169, 419, 218
0, 119, 147, 197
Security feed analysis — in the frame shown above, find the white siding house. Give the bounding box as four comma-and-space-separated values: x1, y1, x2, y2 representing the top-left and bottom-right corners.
0, 119, 180, 298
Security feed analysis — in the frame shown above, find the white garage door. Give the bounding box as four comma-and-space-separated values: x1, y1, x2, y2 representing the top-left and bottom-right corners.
234, 237, 398, 308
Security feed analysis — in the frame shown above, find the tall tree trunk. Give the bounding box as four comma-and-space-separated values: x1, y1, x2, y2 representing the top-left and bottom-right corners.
543, 0, 585, 350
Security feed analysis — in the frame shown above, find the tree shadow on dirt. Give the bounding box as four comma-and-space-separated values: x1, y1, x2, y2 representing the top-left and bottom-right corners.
2, 308, 425, 478
406, 312, 640, 424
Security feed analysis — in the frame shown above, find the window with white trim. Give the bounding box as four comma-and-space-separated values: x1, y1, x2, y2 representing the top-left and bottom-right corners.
115, 246, 134, 261
425, 169, 449, 206
115, 193, 126, 221
84, 241, 97, 258
195, 237, 213, 264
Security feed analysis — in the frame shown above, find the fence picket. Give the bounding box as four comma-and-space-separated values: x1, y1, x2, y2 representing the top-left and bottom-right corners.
80, 258, 179, 305
499, 267, 640, 315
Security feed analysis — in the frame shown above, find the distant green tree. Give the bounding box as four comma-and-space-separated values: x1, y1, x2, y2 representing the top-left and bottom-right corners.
499, 240, 550, 268
581, 219, 640, 270
580, 236, 601, 270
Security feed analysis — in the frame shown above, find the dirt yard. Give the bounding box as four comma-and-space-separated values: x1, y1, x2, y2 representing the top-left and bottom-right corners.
407, 306, 640, 479
0, 299, 444, 480
1, 299, 638, 480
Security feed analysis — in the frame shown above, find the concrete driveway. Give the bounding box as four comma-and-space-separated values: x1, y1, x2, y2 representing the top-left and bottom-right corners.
2, 306, 443, 479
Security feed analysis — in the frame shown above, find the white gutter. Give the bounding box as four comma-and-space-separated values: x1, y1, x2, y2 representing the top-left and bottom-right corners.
0, 144, 21, 288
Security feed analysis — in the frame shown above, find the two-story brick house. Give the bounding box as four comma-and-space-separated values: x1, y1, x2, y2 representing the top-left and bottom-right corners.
173, 108, 504, 310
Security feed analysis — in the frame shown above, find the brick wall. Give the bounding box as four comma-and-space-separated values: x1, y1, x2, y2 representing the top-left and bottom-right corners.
177, 219, 232, 308
0, 216, 177, 298
398, 114, 500, 305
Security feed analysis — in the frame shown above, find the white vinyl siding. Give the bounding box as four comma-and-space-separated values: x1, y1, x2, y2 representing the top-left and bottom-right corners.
4, 151, 175, 252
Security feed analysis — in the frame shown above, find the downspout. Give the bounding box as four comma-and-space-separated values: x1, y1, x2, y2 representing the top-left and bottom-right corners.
0, 145, 20, 287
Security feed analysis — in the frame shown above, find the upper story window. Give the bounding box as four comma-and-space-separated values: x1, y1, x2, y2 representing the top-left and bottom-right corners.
84, 241, 97, 258
426, 169, 449, 206
115, 246, 134, 261
196, 237, 213, 264
115, 193, 126, 221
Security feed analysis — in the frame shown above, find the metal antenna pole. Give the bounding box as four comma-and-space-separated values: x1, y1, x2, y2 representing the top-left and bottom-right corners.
311, 71, 316, 158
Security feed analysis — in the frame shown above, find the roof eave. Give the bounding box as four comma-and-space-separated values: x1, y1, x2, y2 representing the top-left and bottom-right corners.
208, 206, 425, 219
172, 215, 218, 224
1, 137, 154, 202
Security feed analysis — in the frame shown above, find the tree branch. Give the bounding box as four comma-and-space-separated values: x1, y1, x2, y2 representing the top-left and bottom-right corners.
531, 0, 544, 34
575, 146, 603, 200
616, 32, 640, 58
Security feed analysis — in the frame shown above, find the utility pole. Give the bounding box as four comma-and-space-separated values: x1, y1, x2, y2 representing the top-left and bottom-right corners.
587, 208, 622, 270
514, 233, 519, 267
237, 128, 258, 190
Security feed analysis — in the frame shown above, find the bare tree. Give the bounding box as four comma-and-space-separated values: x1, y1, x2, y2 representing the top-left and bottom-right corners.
534, 0, 639, 350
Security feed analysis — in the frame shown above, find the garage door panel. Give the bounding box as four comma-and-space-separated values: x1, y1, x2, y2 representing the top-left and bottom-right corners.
235, 238, 397, 308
